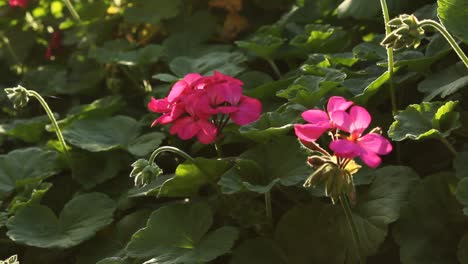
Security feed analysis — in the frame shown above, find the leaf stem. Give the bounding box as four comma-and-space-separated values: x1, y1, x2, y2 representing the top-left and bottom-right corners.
380, 0, 397, 116
339, 193, 364, 263
214, 142, 223, 159
439, 136, 457, 156
27, 90, 70, 161
265, 190, 273, 224
148, 146, 195, 165
266, 58, 282, 79
62, 0, 82, 23
418, 19, 468, 69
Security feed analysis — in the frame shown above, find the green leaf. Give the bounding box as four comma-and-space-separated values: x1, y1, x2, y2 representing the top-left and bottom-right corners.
169, 51, 247, 77
77, 210, 152, 264
62, 116, 163, 155
127, 132, 165, 157
126, 203, 238, 263
90, 42, 165, 66
456, 178, 468, 215
71, 151, 125, 189
337, 0, 407, 19
388, 101, 461, 141
158, 158, 232, 197
418, 63, 468, 101
6, 192, 116, 248
49, 95, 126, 131
0, 115, 49, 143
152, 73, 179, 83
229, 238, 287, 264
124, 0, 182, 24
8, 182, 52, 214
239, 106, 301, 143
275, 166, 419, 263
290, 24, 349, 54
218, 136, 309, 194
236, 35, 285, 59
352, 71, 391, 104
394, 173, 464, 263
276, 72, 346, 108
438, 0, 468, 42
454, 151, 468, 179
458, 231, 468, 264
0, 148, 61, 198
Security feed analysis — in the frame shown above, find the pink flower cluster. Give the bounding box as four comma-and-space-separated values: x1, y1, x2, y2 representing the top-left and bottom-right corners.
9, 0, 28, 8
294, 96, 392, 168
148, 71, 262, 144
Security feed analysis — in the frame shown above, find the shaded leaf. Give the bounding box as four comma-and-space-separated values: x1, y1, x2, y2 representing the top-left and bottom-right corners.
418, 63, 468, 101
7, 193, 117, 248
0, 148, 61, 198
126, 203, 238, 263
454, 151, 468, 179
124, 0, 182, 24
229, 238, 287, 264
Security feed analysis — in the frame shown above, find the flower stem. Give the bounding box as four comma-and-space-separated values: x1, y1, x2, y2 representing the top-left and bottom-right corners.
418, 19, 468, 69
214, 142, 223, 159
266, 58, 282, 79
62, 0, 82, 23
0, 32, 21, 66
439, 136, 457, 156
380, 0, 397, 116
265, 190, 273, 224
27, 90, 70, 161
339, 193, 364, 263
148, 146, 195, 165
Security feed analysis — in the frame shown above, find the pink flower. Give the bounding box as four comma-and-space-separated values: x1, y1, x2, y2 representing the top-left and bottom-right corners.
294, 96, 353, 142
148, 71, 262, 144
9, 0, 28, 8
329, 106, 392, 168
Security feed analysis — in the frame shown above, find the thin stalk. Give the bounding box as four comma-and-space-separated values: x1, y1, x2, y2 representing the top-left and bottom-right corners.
0, 32, 21, 65
339, 193, 364, 263
214, 142, 223, 159
380, 0, 397, 116
62, 0, 82, 23
266, 58, 282, 79
265, 190, 273, 224
148, 146, 195, 165
439, 136, 457, 156
27, 90, 70, 160
419, 19, 468, 69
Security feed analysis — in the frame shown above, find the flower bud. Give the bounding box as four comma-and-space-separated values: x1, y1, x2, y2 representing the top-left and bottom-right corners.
130, 159, 163, 187
4, 86, 29, 109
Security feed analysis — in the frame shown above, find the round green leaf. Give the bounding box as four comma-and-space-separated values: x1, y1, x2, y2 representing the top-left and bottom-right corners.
438, 0, 468, 42
0, 148, 61, 198
169, 52, 246, 77
218, 136, 309, 194
229, 238, 287, 264
394, 173, 465, 263
6, 193, 116, 248
388, 101, 461, 141
62, 116, 140, 152
126, 203, 238, 263
275, 166, 419, 263
454, 151, 468, 179
0, 115, 49, 143
418, 63, 468, 101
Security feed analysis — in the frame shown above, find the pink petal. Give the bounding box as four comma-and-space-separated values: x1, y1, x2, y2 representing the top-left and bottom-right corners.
148, 98, 170, 113
196, 119, 218, 144
359, 149, 382, 168
358, 133, 392, 155
183, 73, 202, 85
301, 110, 329, 124
230, 96, 262, 125
167, 80, 189, 102
327, 96, 353, 113
213, 106, 238, 114
294, 124, 330, 142
349, 106, 371, 135
330, 139, 361, 158
330, 110, 351, 132
170, 117, 199, 140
